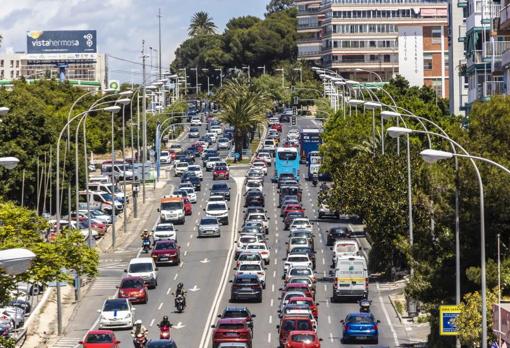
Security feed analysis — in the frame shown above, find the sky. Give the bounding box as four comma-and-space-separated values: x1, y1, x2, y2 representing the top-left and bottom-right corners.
0, 0, 267, 83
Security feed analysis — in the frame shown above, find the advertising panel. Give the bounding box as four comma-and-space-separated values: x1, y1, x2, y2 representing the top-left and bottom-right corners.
439, 305, 461, 336
27, 30, 97, 59
398, 26, 424, 87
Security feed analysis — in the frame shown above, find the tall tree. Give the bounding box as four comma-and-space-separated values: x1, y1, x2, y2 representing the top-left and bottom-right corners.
188, 11, 217, 37
265, 0, 294, 16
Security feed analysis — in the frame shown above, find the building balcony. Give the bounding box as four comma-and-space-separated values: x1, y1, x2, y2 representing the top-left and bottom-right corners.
458, 0, 468, 7
467, 50, 485, 66
298, 50, 322, 58
297, 7, 321, 16
484, 80, 505, 96
298, 22, 320, 29
466, 2, 501, 29
482, 40, 510, 60
502, 48, 510, 68
500, 4, 510, 30
458, 24, 467, 42
322, 46, 397, 53
323, 0, 447, 5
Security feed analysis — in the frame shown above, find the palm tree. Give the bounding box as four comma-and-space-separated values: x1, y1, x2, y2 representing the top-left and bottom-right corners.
188, 11, 217, 37
217, 79, 270, 160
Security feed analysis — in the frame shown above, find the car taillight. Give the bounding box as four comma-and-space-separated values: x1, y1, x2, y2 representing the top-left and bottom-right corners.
373, 323, 378, 331
344, 324, 350, 331
257, 272, 264, 275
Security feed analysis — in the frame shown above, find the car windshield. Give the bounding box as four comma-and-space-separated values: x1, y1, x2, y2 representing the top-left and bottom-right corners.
161, 202, 183, 210
121, 278, 144, 288
201, 218, 218, 225
290, 278, 311, 285
336, 244, 357, 253
283, 319, 312, 331
239, 264, 261, 271
291, 334, 315, 342
347, 314, 375, 323
223, 310, 249, 318
239, 254, 261, 261
176, 163, 188, 168
235, 277, 257, 284
129, 263, 153, 273
188, 165, 200, 171
215, 166, 228, 171
100, 193, 113, 201
247, 182, 259, 187
291, 239, 307, 245
212, 184, 228, 190
246, 245, 264, 250
208, 204, 227, 211
218, 323, 245, 330
155, 242, 176, 250
289, 257, 309, 262
85, 333, 113, 343
240, 237, 257, 244
291, 268, 312, 276
156, 225, 174, 231
209, 157, 220, 162
103, 300, 128, 311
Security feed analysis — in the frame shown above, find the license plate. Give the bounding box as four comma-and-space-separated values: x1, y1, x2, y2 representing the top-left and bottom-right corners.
225, 332, 239, 337
241, 287, 252, 291
159, 257, 169, 261
357, 336, 368, 340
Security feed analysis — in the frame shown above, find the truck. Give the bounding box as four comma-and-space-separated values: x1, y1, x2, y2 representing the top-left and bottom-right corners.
307, 150, 321, 181
299, 128, 321, 163
158, 196, 185, 224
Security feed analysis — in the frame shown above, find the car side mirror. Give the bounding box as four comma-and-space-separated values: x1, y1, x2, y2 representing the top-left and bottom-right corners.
217, 314, 222, 318
377, 320, 381, 323
157, 208, 160, 212
251, 314, 256, 317
319, 338, 323, 342
79, 341, 84, 344
229, 280, 233, 283
276, 325, 280, 329
155, 267, 159, 271
97, 309, 101, 313
340, 320, 345, 323
203, 209, 205, 211
211, 325, 216, 328
124, 269, 127, 272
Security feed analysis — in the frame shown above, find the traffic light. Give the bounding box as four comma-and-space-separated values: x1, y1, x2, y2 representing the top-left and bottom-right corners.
291, 116, 297, 126
293, 96, 299, 105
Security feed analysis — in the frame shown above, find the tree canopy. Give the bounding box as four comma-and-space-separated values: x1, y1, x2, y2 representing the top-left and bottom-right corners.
188, 11, 217, 37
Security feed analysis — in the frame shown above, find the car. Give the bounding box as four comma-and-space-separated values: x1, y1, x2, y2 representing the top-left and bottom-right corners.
211, 183, 231, 201
183, 197, 193, 216
198, 216, 221, 238
236, 252, 264, 269
282, 204, 305, 218
326, 227, 351, 246
244, 191, 264, 207
145, 339, 178, 348
262, 139, 276, 153
341, 312, 379, 344
289, 230, 315, 250
245, 169, 264, 183
189, 127, 200, 138
152, 223, 177, 242
289, 246, 316, 269
97, 298, 135, 329
289, 218, 313, 232
0, 306, 24, 328
206, 132, 218, 143
245, 213, 269, 234
180, 186, 197, 203
284, 255, 313, 275
332, 240, 359, 263
235, 262, 266, 288
277, 315, 316, 347
287, 238, 310, 254
125, 257, 158, 289
169, 144, 183, 153
318, 203, 339, 219
151, 240, 181, 266
79, 330, 121, 348
235, 235, 265, 258
284, 212, 306, 230
217, 138, 231, 150
213, 165, 230, 180
8, 299, 31, 315
285, 296, 318, 319
244, 180, 263, 193
117, 276, 148, 304
256, 152, 272, 166
285, 330, 322, 348
205, 201, 229, 225
160, 151, 171, 164
243, 243, 270, 265
287, 277, 316, 294
187, 164, 203, 179
209, 195, 228, 204
239, 221, 265, 236
211, 318, 253, 348
243, 206, 267, 220
191, 117, 202, 125
280, 283, 315, 301
279, 195, 299, 208
181, 173, 202, 191
250, 161, 267, 175
280, 113, 291, 123
230, 274, 263, 303
173, 161, 189, 176
217, 307, 256, 332
285, 266, 315, 284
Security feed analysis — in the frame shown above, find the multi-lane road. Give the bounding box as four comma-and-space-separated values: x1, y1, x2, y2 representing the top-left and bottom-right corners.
55, 115, 417, 348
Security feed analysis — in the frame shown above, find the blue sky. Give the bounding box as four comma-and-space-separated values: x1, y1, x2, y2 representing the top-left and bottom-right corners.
0, 0, 267, 82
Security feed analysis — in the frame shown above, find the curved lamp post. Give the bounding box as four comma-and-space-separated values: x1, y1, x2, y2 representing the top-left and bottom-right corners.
0, 248, 36, 275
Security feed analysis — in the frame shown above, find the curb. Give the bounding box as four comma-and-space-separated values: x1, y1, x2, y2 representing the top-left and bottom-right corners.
16, 287, 53, 346
388, 294, 405, 324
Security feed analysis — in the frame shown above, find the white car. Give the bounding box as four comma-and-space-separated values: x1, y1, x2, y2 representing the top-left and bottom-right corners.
180, 187, 197, 203
205, 132, 217, 142
208, 195, 227, 204
245, 180, 263, 193
191, 117, 202, 125
235, 235, 264, 256
98, 298, 135, 329
217, 138, 231, 150
245, 213, 270, 233
187, 165, 203, 179
284, 254, 313, 275
256, 152, 272, 166
287, 237, 310, 253
152, 223, 177, 242
262, 139, 276, 153
169, 144, 183, 153
160, 151, 172, 164
279, 291, 306, 312
206, 157, 221, 171
174, 161, 189, 176
236, 252, 264, 268
126, 257, 158, 288
236, 262, 266, 288
205, 201, 229, 225
250, 160, 267, 175
0, 306, 25, 328
244, 243, 270, 265
285, 266, 315, 283
210, 125, 223, 135
289, 218, 313, 232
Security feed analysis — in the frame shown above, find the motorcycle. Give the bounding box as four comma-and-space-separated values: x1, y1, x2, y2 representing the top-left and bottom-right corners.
312, 177, 318, 187
359, 298, 372, 313
142, 238, 151, 253
175, 294, 186, 313
159, 324, 171, 339
133, 333, 147, 348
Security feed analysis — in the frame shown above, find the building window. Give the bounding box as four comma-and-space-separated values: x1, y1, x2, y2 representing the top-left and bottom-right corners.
424, 53, 433, 70
432, 27, 442, 44
9, 60, 13, 68
431, 79, 442, 96
0, 60, 3, 68
444, 53, 449, 72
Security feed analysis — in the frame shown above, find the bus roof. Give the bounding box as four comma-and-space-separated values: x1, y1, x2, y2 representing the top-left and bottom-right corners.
276, 147, 298, 153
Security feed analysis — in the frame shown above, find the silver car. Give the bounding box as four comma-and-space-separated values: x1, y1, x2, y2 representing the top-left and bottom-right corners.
198, 216, 221, 237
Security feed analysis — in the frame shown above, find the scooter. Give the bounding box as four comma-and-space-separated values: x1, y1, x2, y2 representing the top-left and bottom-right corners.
312, 177, 318, 187
142, 238, 151, 253
133, 333, 147, 348
359, 298, 372, 313
159, 324, 171, 339
175, 295, 186, 313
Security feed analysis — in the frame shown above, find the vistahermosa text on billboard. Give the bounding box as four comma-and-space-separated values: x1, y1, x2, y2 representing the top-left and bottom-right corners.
26, 30, 97, 54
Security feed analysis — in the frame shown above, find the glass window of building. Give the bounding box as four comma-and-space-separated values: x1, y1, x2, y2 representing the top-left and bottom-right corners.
432, 27, 442, 44
424, 53, 433, 70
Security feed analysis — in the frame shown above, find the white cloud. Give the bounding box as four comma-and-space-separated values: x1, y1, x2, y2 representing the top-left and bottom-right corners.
0, 0, 266, 82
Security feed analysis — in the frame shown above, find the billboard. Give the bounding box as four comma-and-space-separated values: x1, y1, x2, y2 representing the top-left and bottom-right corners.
439, 305, 461, 336
27, 30, 97, 55
398, 26, 424, 87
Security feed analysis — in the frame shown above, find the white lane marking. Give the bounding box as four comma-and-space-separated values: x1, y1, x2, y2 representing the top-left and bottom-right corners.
150, 318, 155, 327
179, 262, 184, 268
167, 287, 172, 295
273, 270, 276, 278
184, 250, 188, 256
322, 257, 325, 265
187, 241, 190, 247
268, 333, 271, 343
328, 315, 332, 324
326, 299, 330, 308
377, 282, 400, 346
269, 315, 273, 324
158, 302, 163, 310
324, 284, 327, 292
274, 259, 278, 265
275, 248, 278, 255
189, 234, 193, 239
173, 274, 178, 280
275, 232, 279, 237
329, 332, 334, 343
270, 298, 274, 307
272, 284, 275, 292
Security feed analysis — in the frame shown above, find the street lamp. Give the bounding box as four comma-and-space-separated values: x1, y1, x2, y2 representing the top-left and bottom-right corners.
0, 157, 20, 170
0, 107, 9, 115
257, 66, 266, 75
0, 248, 36, 275
355, 68, 384, 83
215, 68, 223, 87
293, 68, 303, 84
275, 68, 285, 88
190, 67, 199, 95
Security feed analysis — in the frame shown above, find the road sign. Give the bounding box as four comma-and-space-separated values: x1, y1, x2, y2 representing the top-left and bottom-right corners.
108, 80, 120, 91
439, 305, 461, 336
48, 281, 67, 287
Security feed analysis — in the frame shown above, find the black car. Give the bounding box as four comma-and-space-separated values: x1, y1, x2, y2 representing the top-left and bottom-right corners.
211, 182, 231, 201
289, 246, 317, 269
245, 191, 264, 207
181, 173, 201, 191
326, 227, 351, 246
230, 274, 263, 303
243, 206, 267, 220
280, 113, 290, 123
218, 306, 256, 330
146, 339, 178, 348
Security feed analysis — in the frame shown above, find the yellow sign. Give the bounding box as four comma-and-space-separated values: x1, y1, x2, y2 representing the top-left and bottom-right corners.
439, 305, 461, 336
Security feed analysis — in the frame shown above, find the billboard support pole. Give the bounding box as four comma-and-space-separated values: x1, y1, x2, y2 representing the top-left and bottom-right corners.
158, 8, 162, 80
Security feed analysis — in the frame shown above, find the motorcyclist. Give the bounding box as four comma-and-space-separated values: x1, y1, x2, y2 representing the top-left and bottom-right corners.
141, 229, 151, 241
131, 319, 148, 346
174, 282, 187, 306
158, 315, 172, 328
312, 174, 318, 187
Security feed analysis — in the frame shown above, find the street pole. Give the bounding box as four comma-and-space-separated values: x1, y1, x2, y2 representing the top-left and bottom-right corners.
121, 104, 128, 236
57, 284, 62, 335
158, 8, 162, 79
110, 109, 116, 249
406, 134, 413, 275
142, 40, 147, 204
195, 67, 199, 95
498, 233, 502, 348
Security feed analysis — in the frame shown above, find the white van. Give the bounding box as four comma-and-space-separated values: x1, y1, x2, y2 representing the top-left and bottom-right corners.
125, 257, 158, 289
332, 256, 368, 302
89, 175, 111, 184
87, 183, 126, 203
332, 240, 359, 265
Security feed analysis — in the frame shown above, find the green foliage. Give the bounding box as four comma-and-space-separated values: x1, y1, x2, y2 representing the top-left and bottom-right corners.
188, 11, 217, 37
266, 0, 295, 15
252, 74, 290, 103
0, 337, 15, 348
466, 258, 510, 293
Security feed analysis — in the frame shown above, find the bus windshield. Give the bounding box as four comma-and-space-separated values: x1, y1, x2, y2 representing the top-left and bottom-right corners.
278, 151, 297, 161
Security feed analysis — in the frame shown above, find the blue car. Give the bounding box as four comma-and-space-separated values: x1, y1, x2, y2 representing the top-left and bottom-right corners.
341, 312, 379, 344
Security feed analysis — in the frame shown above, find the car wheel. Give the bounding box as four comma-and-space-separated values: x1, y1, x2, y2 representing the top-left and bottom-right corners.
257, 295, 263, 303
143, 296, 148, 304
265, 259, 269, 265
224, 220, 229, 226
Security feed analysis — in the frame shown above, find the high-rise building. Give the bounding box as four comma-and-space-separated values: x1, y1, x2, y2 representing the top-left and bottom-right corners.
296, 0, 450, 98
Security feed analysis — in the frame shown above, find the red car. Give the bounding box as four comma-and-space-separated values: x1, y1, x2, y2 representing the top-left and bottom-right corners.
285, 330, 322, 348
117, 276, 148, 304
278, 315, 316, 347
151, 240, 181, 265
281, 283, 315, 301
79, 330, 120, 348
211, 318, 253, 348
183, 197, 192, 216
287, 297, 318, 319
213, 165, 230, 180
281, 204, 305, 218
271, 123, 283, 132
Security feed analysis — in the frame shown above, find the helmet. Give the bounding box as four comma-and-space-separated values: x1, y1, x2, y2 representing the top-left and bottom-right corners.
177, 282, 183, 289
163, 315, 168, 321
135, 319, 142, 325
144, 229, 148, 232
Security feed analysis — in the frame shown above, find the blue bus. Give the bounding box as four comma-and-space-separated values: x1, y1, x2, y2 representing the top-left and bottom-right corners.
300, 128, 322, 162
275, 147, 300, 181
307, 151, 321, 180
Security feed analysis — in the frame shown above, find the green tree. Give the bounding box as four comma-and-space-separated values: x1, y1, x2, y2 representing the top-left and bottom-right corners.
216, 79, 270, 160
188, 11, 217, 37
266, 0, 294, 15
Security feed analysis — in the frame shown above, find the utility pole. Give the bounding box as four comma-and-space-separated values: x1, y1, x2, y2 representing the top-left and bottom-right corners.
195, 67, 199, 95
158, 8, 162, 79
141, 40, 147, 204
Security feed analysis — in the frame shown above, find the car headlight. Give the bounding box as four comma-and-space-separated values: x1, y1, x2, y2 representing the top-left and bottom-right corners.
125, 313, 132, 319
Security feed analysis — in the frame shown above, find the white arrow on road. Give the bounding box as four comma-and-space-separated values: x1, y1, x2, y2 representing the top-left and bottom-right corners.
189, 285, 200, 292
173, 322, 185, 329
200, 258, 210, 264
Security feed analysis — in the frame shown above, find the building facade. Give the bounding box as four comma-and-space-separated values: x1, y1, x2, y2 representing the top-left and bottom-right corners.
296, 0, 450, 98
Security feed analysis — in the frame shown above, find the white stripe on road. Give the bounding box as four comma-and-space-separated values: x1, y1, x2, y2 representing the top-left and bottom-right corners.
158, 302, 163, 310
377, 282, 400, 347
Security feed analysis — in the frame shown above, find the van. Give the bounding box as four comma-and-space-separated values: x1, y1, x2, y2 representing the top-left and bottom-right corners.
79, 190, 123, 214
101, 163, 136, 181
125, 257, 158, 289
262, 139, 276, 154
89, 175, 111, 184
87, 183, 126, 203
159, 196, 185, 224
332, 240, 359, 265
332, 256, 368, 302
